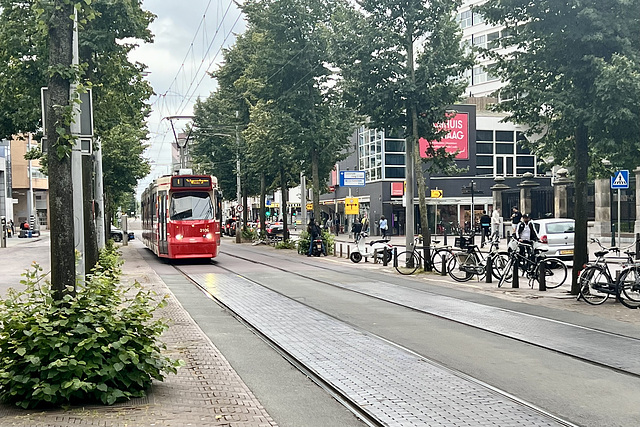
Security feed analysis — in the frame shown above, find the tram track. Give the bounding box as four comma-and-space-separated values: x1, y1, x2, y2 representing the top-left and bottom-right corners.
214, 246, 640, 378
169, 255, 583, 427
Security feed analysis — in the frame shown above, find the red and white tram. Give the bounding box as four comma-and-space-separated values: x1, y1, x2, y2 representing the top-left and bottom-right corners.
141, 174, 222, 259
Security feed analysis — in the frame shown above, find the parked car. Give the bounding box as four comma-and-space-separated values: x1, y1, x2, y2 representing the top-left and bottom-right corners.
266, 221, 284, 237
110, 227, 134, 242
224, 218, 237, 236
532, 218, 575, 259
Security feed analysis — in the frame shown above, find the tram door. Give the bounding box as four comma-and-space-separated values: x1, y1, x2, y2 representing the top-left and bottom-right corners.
159, 191, 168, 255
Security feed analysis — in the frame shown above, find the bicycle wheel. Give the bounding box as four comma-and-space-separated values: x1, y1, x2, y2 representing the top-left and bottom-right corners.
617, 267, 640, 309
431, 248, 454, 274
535, 258, 568, 289
497, 257, 513, 288
579, 265, 612, 305
448, 252, 475, 282
395, 251, 420, 275
491, 252, 511, 281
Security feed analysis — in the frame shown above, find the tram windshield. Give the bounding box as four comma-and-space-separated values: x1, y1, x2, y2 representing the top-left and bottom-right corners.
170, 192, 214, 221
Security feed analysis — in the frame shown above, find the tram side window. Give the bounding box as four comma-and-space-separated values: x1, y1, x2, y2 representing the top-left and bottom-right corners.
170, 192, 214, 220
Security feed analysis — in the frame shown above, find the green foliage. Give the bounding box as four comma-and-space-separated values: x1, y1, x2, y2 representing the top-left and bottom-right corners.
296, 229, 334, 254
275, 239, 296, 250
242, 226, 258, 241
0, 247, 181, 409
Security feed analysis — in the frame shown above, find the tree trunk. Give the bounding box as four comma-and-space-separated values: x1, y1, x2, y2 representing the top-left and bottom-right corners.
242, 186, 248, 228
47, 2, 76, 299
281, 168, 289, 241
312, 147, 320, 222
571, 123, 589, 294
260, 172, 266, 236
404, 21, 416, 251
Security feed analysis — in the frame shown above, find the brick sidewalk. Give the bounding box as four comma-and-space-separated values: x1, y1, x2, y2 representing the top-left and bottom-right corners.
0, 244, 277, 427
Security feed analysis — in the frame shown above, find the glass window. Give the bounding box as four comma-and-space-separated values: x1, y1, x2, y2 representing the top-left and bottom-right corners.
170, 192, 214, 220
476, 130, 493, 141
516, 143, 531, 155
496, 130, 514, 142
517, 168, 535, 175
473, 34, 486, 49
476, 142, 493, 154
487, 31, 500, 48
457, 10, 472, 28
385, 140, 405, 152
385, 154, 405, 165
473, 12, 484, 25
496, 143, 514, 154
385, 167, 405, 179
477, 156, 493, 166
473, 66, 487, 84
517, 156, 535, 167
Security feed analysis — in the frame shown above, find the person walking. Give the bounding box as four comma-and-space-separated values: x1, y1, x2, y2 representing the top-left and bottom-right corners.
511, 206, 522, 234
379, 215, 388, 239
491, 208, 501, 239
480, 210, 491, 246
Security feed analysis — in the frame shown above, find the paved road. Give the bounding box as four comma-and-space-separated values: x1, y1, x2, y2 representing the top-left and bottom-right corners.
166, 238, 640, 427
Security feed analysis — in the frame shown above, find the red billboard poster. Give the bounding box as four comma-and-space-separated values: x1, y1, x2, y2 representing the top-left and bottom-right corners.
391, 182, 404, 196
419, 112, 469, 160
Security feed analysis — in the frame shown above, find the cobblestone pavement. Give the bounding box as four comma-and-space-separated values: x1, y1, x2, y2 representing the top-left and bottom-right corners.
0, 243, 277, 427
189, 271, 572, 427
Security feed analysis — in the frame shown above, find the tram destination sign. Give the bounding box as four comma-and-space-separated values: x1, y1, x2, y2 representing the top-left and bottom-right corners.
339, 171, 366, 187
172, 176, 212, 188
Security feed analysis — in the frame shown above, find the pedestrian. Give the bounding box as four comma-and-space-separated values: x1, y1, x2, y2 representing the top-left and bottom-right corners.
480, 210, 491, 245
361, 215, 369, 233
511, 206, 522, 233
351, 218, 363, 242
334, 217, 340, 235
516, 213, 538, 263
379, 215, 388, 239
491, 208, 501, 239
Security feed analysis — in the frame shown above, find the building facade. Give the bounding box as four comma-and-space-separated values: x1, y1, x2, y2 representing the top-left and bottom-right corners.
10, 134, 49, 229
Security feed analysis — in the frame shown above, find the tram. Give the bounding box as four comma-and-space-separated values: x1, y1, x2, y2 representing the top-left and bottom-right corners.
141, 173, 222, 259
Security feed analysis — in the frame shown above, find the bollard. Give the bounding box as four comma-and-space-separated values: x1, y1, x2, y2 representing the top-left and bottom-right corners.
441, 252, 447, 275
512, 255, 519, 288
383, 247, 389, 266
1, 217, 6, 248
443, 228, 448, 246
347, 245, 350, 259
333, 243, 336, 257
636, 233, 640, 261
393, 247, 398, 268
423, 245, 428, 271
611, 223, 616, 247
373, 249, 378, 264
485, 253, 493, 283
340, 243, 343, 258
538, 259, 546, 291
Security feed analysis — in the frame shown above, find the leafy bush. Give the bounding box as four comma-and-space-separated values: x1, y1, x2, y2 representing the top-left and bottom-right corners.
275, 239, 296, 250
0, 246, 182, 408
296, 229, 334, 255
242, 226, 258, 241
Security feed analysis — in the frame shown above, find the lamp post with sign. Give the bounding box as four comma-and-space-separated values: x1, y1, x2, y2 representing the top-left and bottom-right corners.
340, 171, 366, 234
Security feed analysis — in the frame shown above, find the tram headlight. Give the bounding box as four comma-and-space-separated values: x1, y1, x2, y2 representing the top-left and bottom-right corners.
175, 234, 184, 240
205, 233, 213, 240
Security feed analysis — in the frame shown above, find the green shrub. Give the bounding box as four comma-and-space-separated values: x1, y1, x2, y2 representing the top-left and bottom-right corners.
296, 229, 334, 255
0, 246, 182, 409
242, 227, 258, 241
275, 239, 296, 250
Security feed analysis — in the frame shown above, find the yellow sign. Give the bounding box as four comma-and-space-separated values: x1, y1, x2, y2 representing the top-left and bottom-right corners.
306, 203, 313, 211
345, 197, 359, 215
431, 189, 443, 198
267, 202, 280, 208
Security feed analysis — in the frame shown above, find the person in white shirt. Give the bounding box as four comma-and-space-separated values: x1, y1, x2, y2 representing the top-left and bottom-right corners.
516, 214, 538, 261
491, 208, 501, 238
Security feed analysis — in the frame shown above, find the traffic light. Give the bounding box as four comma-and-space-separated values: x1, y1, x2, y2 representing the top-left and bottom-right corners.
266, 211, 271, 217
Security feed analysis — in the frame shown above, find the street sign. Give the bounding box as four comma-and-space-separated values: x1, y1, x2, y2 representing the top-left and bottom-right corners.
430, 189, 443, 198
611, 170, 630, 189
306, 203, 313, 211
345, 197, 359, 215
339, 171, 366, 187
236, 205, 243, 213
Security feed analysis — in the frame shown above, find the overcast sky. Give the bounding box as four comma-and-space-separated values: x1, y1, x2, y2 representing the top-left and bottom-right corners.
129, 0, 245, 195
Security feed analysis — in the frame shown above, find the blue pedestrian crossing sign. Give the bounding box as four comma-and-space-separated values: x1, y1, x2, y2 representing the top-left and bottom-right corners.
611, 170, 630, 189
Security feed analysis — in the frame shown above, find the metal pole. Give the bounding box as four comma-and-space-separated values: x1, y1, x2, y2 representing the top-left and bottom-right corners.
71, 11, 85, 278
235, 117, 242, 244
27, 134, 33, 232
405, 135, 415, 254
94, 139, 106, 249
301, 173, 307, 228
618, 188, 621, 247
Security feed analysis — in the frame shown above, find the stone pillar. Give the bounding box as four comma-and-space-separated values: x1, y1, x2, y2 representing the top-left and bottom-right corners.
553, 168, 572, 218
517, 172, 539, 216
490, 176, 509, 216
593, 178, 611, 236
490, 176, 510, 238
634, 167, 640, 235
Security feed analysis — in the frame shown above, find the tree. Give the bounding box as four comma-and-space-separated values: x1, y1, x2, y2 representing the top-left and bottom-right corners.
477, 0, 640, 293
334, 0, 473, 254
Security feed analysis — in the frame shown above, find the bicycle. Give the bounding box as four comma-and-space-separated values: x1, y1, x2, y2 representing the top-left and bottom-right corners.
578, 238, 638, 306
394, 236, 455, 275
446, 234, 510, 282
497, 237, 568, 289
